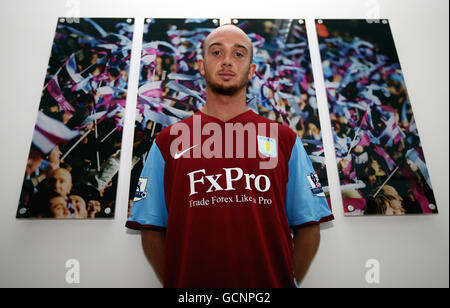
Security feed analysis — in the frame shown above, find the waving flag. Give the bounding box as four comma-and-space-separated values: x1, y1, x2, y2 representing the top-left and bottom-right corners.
32, 111, 80, 154
66, 53, 93, 94
65, 54, 83, 83
46, 75, 76, 114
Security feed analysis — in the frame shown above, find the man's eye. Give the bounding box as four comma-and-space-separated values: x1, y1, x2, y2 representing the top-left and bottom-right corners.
212, 50, 220, 56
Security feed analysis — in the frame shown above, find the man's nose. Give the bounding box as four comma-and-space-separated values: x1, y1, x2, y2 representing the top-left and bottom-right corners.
221, 51, 233, 66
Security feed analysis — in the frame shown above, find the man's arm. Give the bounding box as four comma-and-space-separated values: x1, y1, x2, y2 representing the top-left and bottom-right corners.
141, 229, 165, 284
292, 224, 320, 286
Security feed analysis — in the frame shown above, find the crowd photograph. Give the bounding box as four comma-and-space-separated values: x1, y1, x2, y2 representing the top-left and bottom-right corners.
317, 19, 437, 215
17, 18, 134, 219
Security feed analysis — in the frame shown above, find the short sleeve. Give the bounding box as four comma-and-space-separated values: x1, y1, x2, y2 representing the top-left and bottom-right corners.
126, 142, 168, 231
285, 136, 334, 228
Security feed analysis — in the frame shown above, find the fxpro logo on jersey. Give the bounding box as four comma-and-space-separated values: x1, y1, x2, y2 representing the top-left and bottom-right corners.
187, 167, 271, 196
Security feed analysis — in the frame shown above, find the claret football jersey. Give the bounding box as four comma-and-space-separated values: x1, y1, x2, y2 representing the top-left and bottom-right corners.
126, 109, 333, 288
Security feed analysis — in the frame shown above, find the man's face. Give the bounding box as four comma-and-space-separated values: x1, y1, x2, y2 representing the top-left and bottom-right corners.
49, 196, 69, 219
26, 156, 42, 175
69, 195, 88, 218
383, 185, 403, 210
48, 146, 62, 164
199, 25, 256, 96
49, 168, 72, 197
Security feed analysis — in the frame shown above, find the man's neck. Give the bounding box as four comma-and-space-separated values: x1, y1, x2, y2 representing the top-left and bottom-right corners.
201, 88, 249, 122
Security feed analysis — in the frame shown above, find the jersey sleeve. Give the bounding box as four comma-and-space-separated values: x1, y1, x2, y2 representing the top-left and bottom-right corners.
285, 136, 334, 228
126, 142, 168, 231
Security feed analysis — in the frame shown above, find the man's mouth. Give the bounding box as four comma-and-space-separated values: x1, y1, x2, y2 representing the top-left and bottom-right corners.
218, 71, 235, 80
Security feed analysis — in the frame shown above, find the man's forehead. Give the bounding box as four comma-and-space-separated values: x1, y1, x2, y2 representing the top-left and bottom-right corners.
53, 168, 71, 178
204, 25, 252, 49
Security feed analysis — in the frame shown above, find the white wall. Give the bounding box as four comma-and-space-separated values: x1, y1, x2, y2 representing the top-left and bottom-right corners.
0, 0, 448, 288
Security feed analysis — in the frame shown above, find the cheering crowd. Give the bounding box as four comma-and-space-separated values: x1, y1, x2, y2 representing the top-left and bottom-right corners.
318, 20, 437, 215
17, 18, 134, 219
18, 18, 436, 218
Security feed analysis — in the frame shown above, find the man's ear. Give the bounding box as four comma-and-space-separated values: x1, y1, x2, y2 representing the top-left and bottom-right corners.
198, 58, 205, 76
248, 63, 257, 81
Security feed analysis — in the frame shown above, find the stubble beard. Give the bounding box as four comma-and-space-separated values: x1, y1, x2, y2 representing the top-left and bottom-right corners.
205, 68, 249, 96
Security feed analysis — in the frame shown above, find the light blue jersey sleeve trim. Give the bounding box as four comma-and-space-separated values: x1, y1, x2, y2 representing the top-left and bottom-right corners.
285, 136, 333, 228
127, 142, 168, 229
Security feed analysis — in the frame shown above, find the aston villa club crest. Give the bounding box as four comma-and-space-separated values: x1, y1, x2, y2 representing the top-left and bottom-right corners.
257, 136, 277, 158
134, 177, 148, 202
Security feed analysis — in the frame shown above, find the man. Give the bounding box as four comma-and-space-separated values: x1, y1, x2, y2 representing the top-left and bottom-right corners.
28, 167, 73, 218
48, 192, 70, 218
126, 24, 333, 288
46, 167, 73, 199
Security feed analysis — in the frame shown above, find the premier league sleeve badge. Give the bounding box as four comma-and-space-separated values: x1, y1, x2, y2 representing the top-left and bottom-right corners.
134, 177, 148, 202
306, 172, 325, 197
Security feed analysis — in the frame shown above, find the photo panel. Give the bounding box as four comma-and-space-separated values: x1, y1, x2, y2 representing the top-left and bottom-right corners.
17, 18, 135, 219
127, 18, 219, 216
233, 18, 331, 205
316, 19, 437, 216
